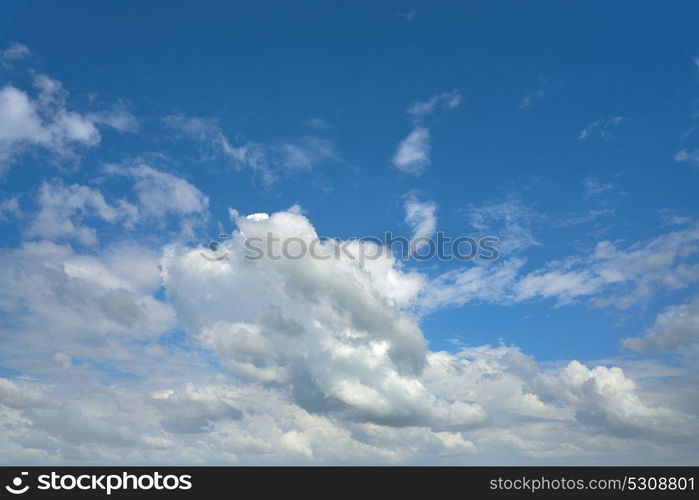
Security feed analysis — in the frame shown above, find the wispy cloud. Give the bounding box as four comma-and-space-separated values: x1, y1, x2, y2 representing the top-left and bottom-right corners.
407, 89, 461, 118
578, 116, 626, 141
519, 89, 545, 110
0, 42, 30, 67
674, 148, 699, 166
404, 193, 437, 253
163, 114, 338, 185
583, 176, 613, 197
396, 10, 417, 22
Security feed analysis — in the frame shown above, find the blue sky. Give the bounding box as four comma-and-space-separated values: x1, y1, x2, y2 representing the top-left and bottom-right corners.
1, 2, 698, 464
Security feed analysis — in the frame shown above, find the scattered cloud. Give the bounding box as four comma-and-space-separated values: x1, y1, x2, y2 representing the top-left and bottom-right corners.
407, 89, 461, 118
418, 220, 699, 311
87, 100, 139, 133
393, 90, 461, 176
404, 193, 437, 253
675, 148, 699, 166
515, 223, 699, 308
578, 116, 626, 141
583, 176, 613, 197
0, 196, 22, 220
392, 126, 430, 175
466, 196, 540, 254
163, 114, 338, 185
0, 42, 30, 67
396, 10, 418, 22
519, 90, 545, 110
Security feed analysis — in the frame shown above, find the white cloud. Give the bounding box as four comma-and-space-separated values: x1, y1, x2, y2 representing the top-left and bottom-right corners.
392, 126, 430, 175
404, 194, 437, 253
162, 209, 483, 429
0, 206, 697, 463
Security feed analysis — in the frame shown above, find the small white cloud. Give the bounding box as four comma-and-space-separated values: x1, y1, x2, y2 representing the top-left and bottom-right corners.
404, 194, 437, 253
392, 126, 430, 175
407, 89, 461, 118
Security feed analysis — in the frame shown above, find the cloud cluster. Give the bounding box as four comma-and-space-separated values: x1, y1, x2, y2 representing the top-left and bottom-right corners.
0, 202, 696, 464
162, 209, 483, 429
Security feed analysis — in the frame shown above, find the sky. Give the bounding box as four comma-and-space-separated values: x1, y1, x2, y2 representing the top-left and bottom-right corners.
0, 1, 698, 464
